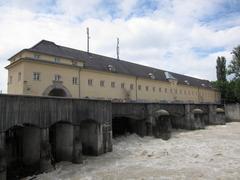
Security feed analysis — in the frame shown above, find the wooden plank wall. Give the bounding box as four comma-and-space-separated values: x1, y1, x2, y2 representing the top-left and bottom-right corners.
0, 94, 112, 132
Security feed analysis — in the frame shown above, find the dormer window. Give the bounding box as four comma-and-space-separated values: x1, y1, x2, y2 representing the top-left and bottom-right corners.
201, 83, 206, 87
184, 80, 190, 85
148, 73, 155, 79
33, 54, 40, 59
107, 65, 116, 72
164, 72, 176, 80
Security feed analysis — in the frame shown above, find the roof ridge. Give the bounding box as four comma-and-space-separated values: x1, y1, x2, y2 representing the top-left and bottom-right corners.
57, 43, 208, 82
31, 40, 211, 84
30, 40, 56, 49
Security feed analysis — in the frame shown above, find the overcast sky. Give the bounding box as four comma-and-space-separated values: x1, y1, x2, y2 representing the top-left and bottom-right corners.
0, 0, 240, 93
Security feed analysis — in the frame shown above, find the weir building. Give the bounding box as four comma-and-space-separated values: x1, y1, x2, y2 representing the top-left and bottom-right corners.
6, 40, 220, 103
0, 40, 225, 179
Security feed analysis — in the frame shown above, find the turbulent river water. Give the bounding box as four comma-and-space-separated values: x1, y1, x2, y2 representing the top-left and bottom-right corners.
27, 122, 240, 180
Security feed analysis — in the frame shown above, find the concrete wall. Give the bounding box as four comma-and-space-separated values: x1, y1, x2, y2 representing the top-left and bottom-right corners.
80, 121, 103, 156
225, 103, 240, 121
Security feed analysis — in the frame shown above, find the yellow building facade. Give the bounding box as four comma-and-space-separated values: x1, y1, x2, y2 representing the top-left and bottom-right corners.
6, 40, 220, 103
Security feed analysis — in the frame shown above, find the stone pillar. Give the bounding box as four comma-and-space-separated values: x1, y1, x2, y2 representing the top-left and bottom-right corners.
103, 125, 112, 153
97, 124, 104, 155
40, 128, 54, 173
209, 104, 217, 125
80, 121, 102, 156
184, 104, 192, 129
72, 126, 83, 164
185, 105, 205, 130
152, 110, 171, 140
0, 133, 6, 180
192, 109, 205, 129
146, 116, 153, 136
215, 108, 226, 125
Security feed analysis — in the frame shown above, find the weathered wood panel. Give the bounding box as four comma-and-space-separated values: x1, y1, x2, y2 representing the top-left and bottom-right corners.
0, 94, 111, 132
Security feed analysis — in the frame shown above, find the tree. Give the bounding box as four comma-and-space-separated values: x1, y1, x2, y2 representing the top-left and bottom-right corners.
228, 45, 240, 79
214, 45, 240, 103
214, 56, 227, 102
216, 56, 227, 82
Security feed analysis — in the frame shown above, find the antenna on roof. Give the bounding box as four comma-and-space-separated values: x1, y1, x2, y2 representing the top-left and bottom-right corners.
116, 38, 120, 59
87, 27, 90, 53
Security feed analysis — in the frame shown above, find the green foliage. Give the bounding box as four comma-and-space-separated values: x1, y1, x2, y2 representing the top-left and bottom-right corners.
232, 79, 240, 102
214, 45, 240, 103
212, 80, 228, 101
228, 45, 240, 79
216, 56, 226, 81
225, 81, 237, 102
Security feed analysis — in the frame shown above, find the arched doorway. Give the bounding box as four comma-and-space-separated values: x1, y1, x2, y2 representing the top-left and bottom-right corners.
48, 88, 66, 97
42, 83, 72, 97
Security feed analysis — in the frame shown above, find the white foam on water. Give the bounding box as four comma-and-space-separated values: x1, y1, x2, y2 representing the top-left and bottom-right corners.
27, 122, 240, 180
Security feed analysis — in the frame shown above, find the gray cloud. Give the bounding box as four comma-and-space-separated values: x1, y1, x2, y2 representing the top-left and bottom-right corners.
0, 0, 240, 93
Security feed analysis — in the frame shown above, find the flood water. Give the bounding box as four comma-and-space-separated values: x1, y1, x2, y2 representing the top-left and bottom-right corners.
27, 122, 240, 180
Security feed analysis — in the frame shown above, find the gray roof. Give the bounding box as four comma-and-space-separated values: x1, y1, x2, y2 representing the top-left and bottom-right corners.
27, 40, 214, 89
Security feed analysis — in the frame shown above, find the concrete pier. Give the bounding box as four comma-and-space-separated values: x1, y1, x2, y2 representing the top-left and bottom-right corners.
0, 94, 225, 179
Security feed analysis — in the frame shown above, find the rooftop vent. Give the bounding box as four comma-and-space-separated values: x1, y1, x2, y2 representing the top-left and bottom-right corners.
148, 73, 155, 79
184, 80, 190, 85
107, 64, 116, 72
164, 72, 176, 80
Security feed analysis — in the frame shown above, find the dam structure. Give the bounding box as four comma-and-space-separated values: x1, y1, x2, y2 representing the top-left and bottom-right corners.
0, 94, 225, 179
0, 41, 225, 179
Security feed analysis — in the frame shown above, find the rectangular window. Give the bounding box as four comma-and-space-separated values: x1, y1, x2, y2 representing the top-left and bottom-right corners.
100, 80, 105, 87
180, 89, 182, 94
153, 87, 155, 92
72, 77, 78, 85
130, 84, 134, 90
54, 74, 61, 81
159, 87, 161, 92
33, 72, 40, 81
146, 86, 149, 91
18, 72, 21, 81
88, 79, 93, 86
121, 83, 125, 89
111, 82, 115, 88
138, 85, 141, 90
165, 88, 167, 93
175, 89, 177, 94
170, 88, 172, 93
54, 57, 60, 63
33, 54, 40, 59
9, 76, 13, 84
